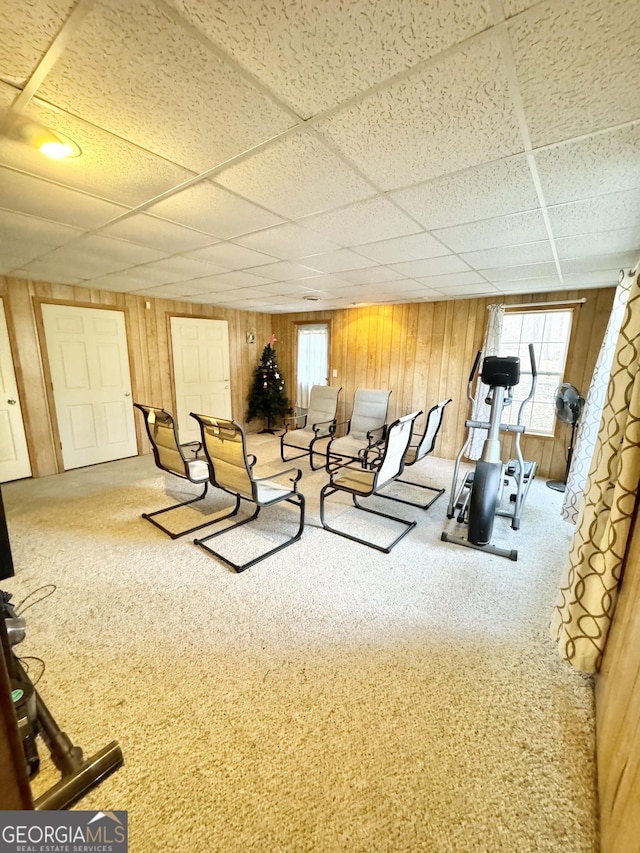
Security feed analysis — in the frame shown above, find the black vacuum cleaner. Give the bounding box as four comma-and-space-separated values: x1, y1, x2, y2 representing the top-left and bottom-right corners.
2, 590, 124, 810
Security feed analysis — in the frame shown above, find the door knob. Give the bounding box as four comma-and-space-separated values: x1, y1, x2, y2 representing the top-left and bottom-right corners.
7, 399, 16, 405
124, 391, 131, 397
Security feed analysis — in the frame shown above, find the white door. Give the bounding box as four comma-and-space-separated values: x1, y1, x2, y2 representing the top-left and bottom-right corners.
170, 317, 231, 444
41, 304, 137, 470
0, 299, 32, 482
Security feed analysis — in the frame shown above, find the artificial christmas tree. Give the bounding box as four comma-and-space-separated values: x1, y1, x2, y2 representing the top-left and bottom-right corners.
246, 335, 291, 433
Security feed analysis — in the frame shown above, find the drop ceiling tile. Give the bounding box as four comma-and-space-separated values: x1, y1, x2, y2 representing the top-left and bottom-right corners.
301, 198, 420, 246
433, 210, 549, 253
42, 235, 164, 276
186, 242, 276, 268
0, 88, 196, 207
509, 0, 640, 146
415, 271, 487, 288
0, 168, 127, 228
167, 0, 492, 117
242, 261, 321, 281
460, 242, 556, 269
0, 210, 82, 260
534, 124, 640, 207
390, 156, 540, 230
561, 252, 639, 275
316, 36, 522, 190
0, 0, 76, 84
363, 283, 431, 300
562, 270, 621, 287
389, 255, 472, 278
0, 253, 32, 274
100, 214, 215, 252
131, 281, 213, 299
145, 180, 283, 239
297, 249, 374, 274
125, 256, 227, 285
236, 282, 296, 297
213, 131, 375, 218
205, 270, 273, 288
234, 223, 342, 259
83, 271, 162, 292
292, 274, 353, 291
38, 0, 296, 173
433, 283, 501, 296
503, 0, 538, 15
337, 266, 409, 285
481, 262, 559, 282
351, 232, 450, 265
554, 229, 640, 260
9, 259, 85, 284
547, 190, 640, 239
495, 276, 565, 292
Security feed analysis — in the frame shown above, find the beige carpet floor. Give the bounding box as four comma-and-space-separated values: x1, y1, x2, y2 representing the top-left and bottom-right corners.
2, 434, 598, 852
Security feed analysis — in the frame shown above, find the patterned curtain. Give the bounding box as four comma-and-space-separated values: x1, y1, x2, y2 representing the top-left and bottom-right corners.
551, 268, 640, 673
561, 277, 632, 523
467, 304, 505, 460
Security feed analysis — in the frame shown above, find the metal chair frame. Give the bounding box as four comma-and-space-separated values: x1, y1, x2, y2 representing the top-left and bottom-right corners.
191, 413, 305, 573
320, 411, 422, 553
281, 385, 342, 470
377, 398, 452, 510
134, 403, 235, 539
325, 388, 392, 469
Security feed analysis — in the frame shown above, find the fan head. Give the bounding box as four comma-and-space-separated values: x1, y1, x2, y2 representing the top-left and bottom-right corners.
554, 383, 585, 424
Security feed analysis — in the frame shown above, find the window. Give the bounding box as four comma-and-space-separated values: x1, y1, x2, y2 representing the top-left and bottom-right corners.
499, 310, 573, 435
296, 323, 329, 409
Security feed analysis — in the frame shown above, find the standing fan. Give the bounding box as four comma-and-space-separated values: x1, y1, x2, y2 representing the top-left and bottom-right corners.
547, 383, 585, 492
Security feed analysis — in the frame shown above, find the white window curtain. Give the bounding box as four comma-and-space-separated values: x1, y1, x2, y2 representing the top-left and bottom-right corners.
561, 276, 633, 524
296, 324, 328, 409
467, 304, 505, 460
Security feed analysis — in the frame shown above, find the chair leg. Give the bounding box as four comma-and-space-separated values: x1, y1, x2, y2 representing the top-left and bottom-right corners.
376, 477, 446, 511
280, 439, 309, 464
194, 494, 305, 572
142, 483, 236, 540
319, 484, 416, 553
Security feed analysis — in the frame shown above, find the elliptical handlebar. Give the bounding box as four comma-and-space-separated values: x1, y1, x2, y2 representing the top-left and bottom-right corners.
516, 343, 538, 426
467, 350, 482, 403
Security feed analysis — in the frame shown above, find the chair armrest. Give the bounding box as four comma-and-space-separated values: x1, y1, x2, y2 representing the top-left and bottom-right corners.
181, 440, 203, 458
253, 466, 303, 487
330, 418, 351, 438
283, 412, 307, 432
327, 457, 366, 477
365, 425, 386, 446
312, 418, 336, 437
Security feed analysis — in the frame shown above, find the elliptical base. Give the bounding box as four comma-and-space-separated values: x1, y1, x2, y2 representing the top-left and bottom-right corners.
441, 530, 518, 561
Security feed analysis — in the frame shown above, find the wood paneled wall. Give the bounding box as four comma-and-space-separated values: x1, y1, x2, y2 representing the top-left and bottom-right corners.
596, 501, 640, 853
0, 276, 271, 477
272, 288, 615, 480
1, 276, 614, 480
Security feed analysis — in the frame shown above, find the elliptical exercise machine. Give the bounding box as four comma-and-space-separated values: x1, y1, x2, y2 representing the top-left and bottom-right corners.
441, 344, 538, 561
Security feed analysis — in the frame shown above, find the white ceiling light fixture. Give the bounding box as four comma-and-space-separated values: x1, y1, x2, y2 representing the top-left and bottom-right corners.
0, 108, 81, 159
